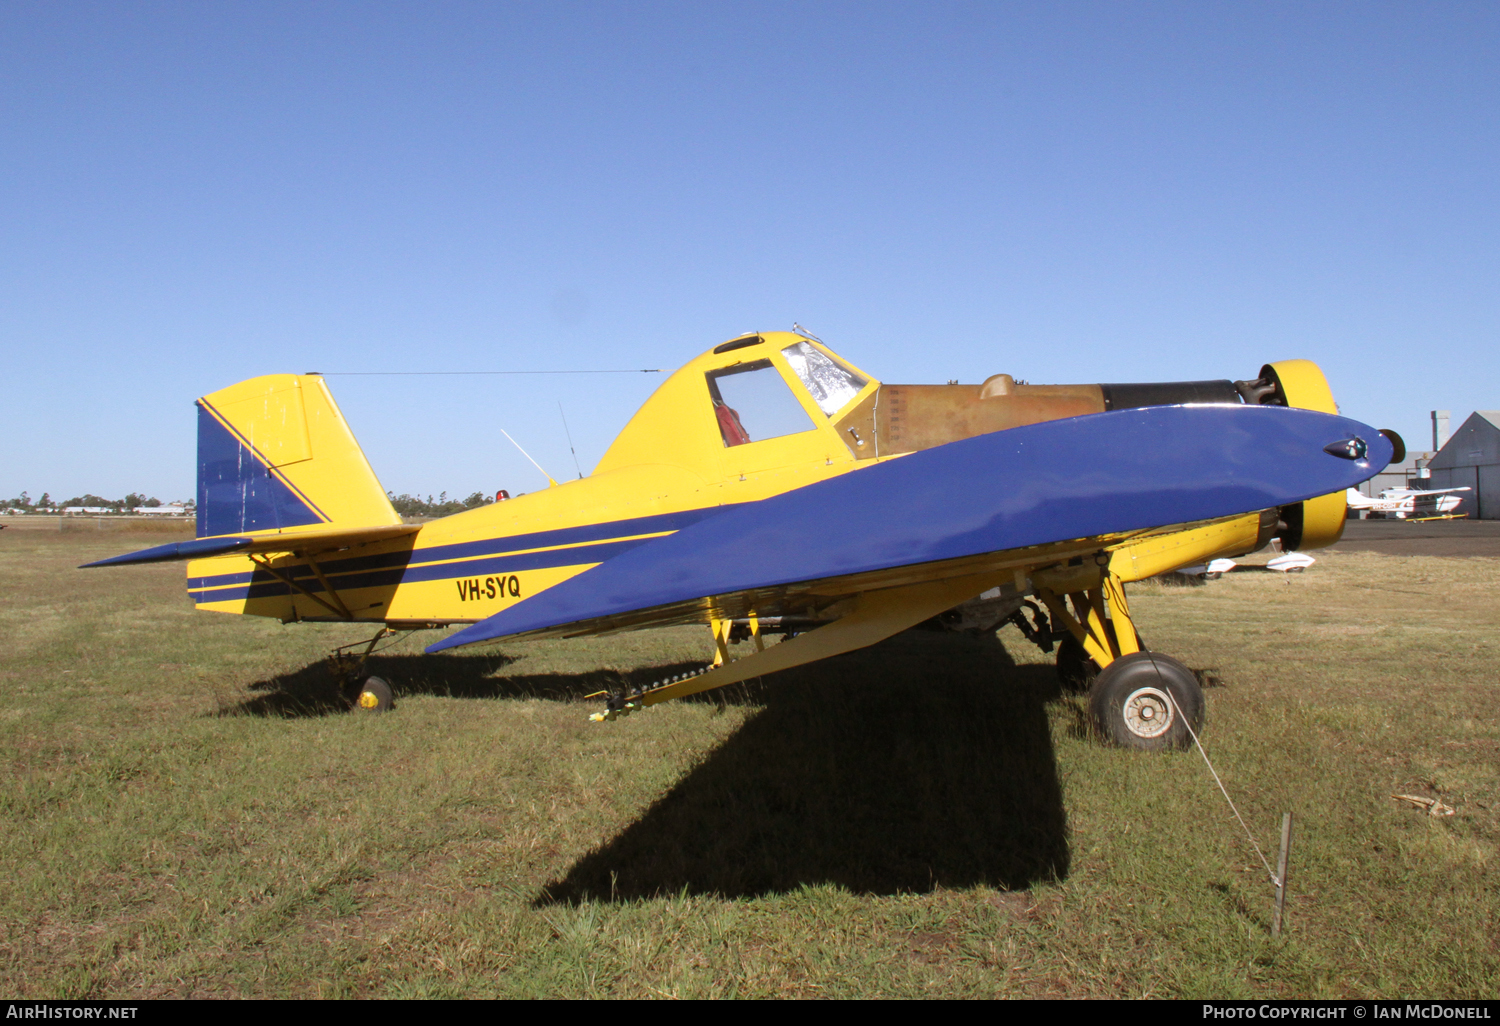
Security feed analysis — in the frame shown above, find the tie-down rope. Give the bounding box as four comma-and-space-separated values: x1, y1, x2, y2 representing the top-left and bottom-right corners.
1155, 656, 1281, 890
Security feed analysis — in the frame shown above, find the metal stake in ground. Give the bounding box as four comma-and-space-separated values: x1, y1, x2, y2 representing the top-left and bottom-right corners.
1272, 812, 1294, 938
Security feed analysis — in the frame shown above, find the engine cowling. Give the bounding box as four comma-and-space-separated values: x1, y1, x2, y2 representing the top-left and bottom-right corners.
873, 359, 1397, 552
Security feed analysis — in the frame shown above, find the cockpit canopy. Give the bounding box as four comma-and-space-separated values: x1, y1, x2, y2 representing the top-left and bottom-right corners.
592, 332, 879, 479
705, 341, 869, 449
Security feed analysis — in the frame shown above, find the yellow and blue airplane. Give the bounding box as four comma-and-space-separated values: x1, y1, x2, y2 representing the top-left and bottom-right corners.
85, 330, 1397, 749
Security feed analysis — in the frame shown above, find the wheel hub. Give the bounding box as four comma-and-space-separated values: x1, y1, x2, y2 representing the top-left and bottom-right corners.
1122, 686, 1174, 738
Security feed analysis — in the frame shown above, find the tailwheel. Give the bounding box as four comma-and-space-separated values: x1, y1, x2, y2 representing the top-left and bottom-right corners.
353, 676, 394, 712
1087, 652, 1203, 750
327, 628, 399, 712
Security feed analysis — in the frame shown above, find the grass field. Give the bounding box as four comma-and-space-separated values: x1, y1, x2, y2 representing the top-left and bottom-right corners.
1, 529, 1496, 998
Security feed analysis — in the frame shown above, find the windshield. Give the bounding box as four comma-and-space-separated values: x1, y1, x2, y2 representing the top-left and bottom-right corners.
780, 341, 868, 416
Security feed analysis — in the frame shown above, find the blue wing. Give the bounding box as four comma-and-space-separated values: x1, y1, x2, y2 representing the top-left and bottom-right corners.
429, 404, 1390, 652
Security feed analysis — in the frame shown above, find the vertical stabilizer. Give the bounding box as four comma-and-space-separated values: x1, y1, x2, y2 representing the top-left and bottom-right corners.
196, 375, 399, 538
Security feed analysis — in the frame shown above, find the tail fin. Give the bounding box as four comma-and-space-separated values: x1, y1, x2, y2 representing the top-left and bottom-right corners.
196, 375, 399, 538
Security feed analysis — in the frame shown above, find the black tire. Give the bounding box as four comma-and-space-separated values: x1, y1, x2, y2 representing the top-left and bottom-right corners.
1055, 634, 1098, 692
1087, 652, 1203, 751
1056, 625, 1145, 693
354, 676, 394, 712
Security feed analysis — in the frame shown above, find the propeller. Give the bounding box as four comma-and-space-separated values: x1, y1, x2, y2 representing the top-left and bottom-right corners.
1379, 429, 1406, 465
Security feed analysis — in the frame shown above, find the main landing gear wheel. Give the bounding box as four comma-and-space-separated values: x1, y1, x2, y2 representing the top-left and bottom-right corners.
1087, 652, 1203, 751
354, 676, 394, 712
1055, 634, 1097, 692
1056, 626, 1145, 693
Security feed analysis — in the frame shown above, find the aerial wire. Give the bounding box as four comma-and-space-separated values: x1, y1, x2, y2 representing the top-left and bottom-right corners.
558, 403, 584, 479
319, 368, 667, 376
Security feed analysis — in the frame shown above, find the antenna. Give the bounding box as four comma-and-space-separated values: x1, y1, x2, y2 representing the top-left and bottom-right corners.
499, 428, 559, 488
792, 322, 824, 343
558, 402, 584, 479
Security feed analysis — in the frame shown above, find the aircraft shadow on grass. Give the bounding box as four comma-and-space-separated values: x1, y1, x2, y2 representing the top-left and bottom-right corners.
537, 631, 1072, 902
226, 630, 1072, 900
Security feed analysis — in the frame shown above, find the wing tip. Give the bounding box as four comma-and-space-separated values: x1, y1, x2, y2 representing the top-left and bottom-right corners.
425, 626, 485, 654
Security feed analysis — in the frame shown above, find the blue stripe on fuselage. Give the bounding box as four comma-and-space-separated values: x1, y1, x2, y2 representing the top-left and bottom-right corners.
189, 536, 652, 603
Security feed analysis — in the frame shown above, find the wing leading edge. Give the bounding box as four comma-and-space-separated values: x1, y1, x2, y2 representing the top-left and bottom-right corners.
430, 403, 1392, 652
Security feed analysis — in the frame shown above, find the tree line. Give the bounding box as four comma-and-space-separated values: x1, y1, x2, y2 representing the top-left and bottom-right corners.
2, 492, 171, 511
3, 490, 499, 517
386, 492, 495, 518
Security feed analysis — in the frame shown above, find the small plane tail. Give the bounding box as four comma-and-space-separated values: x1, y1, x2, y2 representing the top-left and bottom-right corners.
195, 374, 400, 538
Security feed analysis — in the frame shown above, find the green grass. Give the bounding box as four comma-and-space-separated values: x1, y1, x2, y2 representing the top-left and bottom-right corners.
0, 531, 1495, 997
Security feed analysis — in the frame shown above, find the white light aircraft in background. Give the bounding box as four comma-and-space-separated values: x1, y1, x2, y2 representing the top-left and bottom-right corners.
1345, 485, 1469, 519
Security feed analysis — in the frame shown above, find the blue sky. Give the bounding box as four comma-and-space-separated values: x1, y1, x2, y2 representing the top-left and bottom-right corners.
3, 2, 1496, 501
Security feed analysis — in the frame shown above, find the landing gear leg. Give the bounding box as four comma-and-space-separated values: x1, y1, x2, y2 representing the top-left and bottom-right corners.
329, 628, 397, 712
1037, 572, 1202, 748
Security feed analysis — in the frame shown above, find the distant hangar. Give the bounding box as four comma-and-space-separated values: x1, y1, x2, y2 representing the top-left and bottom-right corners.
1428, 411, 1500, 520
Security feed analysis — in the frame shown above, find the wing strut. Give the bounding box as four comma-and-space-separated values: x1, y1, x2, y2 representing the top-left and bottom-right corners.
592, 571, 1006, 720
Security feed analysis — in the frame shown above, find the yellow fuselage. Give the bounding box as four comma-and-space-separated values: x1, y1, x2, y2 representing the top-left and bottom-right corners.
185, 333, 1344, 627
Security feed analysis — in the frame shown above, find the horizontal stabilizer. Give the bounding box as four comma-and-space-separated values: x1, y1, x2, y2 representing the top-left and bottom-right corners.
80, 524, 419, 569
429, 403, 1392, 652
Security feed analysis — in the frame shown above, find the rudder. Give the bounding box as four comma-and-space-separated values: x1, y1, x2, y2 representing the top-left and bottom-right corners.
196, 375, 399, 537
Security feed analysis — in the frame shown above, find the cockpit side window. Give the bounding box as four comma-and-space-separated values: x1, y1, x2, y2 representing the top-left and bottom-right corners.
706, 360, 817, 447
780, 341, 868, 416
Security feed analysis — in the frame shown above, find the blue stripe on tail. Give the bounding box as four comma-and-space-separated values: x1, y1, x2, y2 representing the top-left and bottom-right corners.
196, 402, 323, 537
